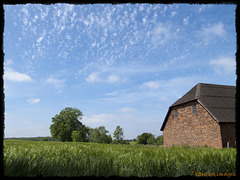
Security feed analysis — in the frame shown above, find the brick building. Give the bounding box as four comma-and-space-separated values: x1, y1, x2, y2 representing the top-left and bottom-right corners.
160, 83, 236, 148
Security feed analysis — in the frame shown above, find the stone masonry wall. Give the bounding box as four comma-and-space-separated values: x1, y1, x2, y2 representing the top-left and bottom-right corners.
163, 101, 223, 148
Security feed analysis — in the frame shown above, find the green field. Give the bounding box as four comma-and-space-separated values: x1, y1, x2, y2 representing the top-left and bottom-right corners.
4, 140, 236, 177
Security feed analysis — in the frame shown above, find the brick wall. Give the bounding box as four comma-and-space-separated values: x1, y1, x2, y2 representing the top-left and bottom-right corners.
220, 122, 236, 148
163, 101, 223, 148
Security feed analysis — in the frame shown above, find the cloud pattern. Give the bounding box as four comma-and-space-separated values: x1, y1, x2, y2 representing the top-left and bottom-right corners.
4, 4, 236, 138
7, 4, 232, 82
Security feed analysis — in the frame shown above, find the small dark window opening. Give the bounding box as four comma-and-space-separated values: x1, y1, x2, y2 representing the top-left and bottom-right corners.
174, 110, 178, 118
192, 105, 197, 114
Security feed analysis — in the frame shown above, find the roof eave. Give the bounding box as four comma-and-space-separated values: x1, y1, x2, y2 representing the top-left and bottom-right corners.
161, 99, 220, 131
160, 107, 171, 131
197, 99, 220, 123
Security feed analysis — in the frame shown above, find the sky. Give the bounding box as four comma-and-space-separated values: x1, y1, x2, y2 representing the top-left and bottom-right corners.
3, 4, 236, 139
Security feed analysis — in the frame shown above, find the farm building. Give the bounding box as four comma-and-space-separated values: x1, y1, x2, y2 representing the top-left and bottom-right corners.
160, 83, 236, 148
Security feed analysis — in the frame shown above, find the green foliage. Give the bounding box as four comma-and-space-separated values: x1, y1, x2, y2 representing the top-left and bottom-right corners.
137, 133, 155, 145
4, 140, 236, 177
146, 136, 156, 145
41, 137, 49, 141
72, 131, 84, 142
156, 135, 163, 145
49, 107, 87, 142
5, 137, 60, 141
112, 126, 127, 144
113, 126, 124, 141
112, 139, 130, 144
89, 126, 112, 144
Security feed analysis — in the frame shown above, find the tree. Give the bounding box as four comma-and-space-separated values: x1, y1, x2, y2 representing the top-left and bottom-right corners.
156, 135, 163, 145
89, 128, 100, 143
49, 107, 87, 142
89, 126, 112, 144
147, 136, 156, 145
136, 133, 155, 145
72, 130, 84, 142
113, 126, 124, 142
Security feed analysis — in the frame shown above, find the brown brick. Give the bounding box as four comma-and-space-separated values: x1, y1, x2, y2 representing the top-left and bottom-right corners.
163, 101, 235, 148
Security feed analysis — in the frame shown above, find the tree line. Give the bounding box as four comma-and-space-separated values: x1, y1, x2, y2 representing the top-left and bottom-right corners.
49, 107, 163, 145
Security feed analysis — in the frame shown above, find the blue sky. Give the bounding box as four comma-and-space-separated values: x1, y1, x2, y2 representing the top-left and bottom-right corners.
4, 4, 236, 139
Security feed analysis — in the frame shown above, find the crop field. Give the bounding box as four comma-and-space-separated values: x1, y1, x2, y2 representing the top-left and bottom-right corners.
4, 140, 236, 177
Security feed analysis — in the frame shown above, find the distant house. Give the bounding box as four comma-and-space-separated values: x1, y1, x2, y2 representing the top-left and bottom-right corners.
160, 83, 236, 148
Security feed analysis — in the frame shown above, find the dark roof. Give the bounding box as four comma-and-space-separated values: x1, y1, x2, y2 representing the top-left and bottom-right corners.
160, 83, 235, 131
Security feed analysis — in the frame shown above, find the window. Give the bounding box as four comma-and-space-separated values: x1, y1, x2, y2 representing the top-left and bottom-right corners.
192, 105, 197, 114
174, 110, 178, 118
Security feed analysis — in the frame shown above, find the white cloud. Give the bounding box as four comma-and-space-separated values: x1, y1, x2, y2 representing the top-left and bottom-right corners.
139, 5, 144, 11
147, 22, 172, 45
105, 90, 121, 96
45, 77, 65, 88
4, 68, 32, 82
103, 75, 206, 105
116, 107, 136, 113
204, 22, 225, 36
141, 81, 161, 90
154, 76, 208, 99
82, 113, 114, 125
86, 72, 101, 83
21, 6, 29, 16
183, 16, 189, 25
105, 63, 165, 76
108, 75, 119, 83
159, 96, 169, 101
37, 30, 46, 43
150, 23, 170, 38
126, 76, 204, 102
170, 11, 177, 17
5, 59, 13, 66
27, 98, 40, 104
40, 6, 49, 20
197, 22, 226, 43
37, 36, 43, 43
86, 73, 120, 84
209, 57, 235, 75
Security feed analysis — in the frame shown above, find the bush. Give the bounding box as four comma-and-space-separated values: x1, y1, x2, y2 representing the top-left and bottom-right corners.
147, 136, 156, 145
156, 135, 163, 145
112, 139, 130, 144
137, 133, 155, 145
72, 131, 84, 142
89, 126, 112, 144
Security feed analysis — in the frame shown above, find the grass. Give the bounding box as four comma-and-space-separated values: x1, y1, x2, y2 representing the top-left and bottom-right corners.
4, 140, 236, 177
